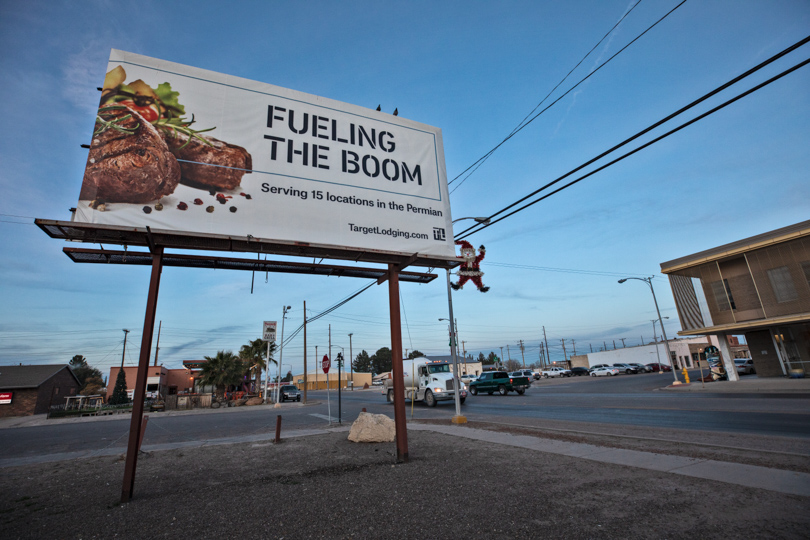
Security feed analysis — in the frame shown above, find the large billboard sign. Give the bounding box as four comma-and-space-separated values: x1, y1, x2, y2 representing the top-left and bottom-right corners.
75, 50, 455, 258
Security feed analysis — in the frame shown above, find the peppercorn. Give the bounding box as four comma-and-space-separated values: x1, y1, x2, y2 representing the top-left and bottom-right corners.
142, 206, 152, 214
229, 206, 237, 213
194, 198, 203, 205
206, 206, 215, 213
177, 202, 188, 210
154, 203, 163, 211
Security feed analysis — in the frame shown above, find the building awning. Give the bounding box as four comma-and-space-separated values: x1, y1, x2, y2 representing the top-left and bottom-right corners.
677, 312, 810, 336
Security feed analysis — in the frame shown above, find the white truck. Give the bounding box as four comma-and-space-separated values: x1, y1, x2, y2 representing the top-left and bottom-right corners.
384, 357, 467, 407
541, 366, 572, 378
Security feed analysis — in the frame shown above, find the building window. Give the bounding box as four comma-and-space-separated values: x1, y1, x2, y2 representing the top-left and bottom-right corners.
710, 279, 735, 311
767, 266, 798, 303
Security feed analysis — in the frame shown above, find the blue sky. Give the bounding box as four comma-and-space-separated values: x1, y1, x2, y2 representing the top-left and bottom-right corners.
1, 0, 808, 377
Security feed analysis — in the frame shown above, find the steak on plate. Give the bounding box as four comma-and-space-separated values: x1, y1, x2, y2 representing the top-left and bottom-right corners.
162, 131, 252, 191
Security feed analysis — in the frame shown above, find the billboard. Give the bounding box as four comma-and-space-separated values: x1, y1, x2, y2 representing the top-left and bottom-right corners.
75, 50, 455, 258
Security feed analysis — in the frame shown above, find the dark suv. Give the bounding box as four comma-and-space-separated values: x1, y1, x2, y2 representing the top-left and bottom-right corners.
280, 385, 301, 402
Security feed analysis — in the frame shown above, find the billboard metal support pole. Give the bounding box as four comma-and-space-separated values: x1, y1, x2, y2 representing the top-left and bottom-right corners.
121, 246, 163, 504
303, 300, 307, 404
388, 264, 409, 463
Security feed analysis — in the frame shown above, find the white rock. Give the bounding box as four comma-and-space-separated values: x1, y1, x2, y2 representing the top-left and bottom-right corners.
347, 412, 395, 443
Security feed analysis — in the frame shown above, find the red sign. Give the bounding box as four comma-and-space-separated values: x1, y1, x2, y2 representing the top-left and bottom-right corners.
0, 392, 12, 405
322, 354, 331, 374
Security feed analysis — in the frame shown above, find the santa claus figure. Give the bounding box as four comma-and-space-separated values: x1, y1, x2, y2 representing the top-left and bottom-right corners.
451, 240, 489, 292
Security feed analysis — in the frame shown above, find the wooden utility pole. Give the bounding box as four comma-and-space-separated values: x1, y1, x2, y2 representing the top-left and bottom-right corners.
518, 340, 526, 368
543, 326, 550, 366
303, 301, 307, 403
613, 339, 617, 350
153, 321, 161, 366
120, 329, 130, 368
571, 339, 576, 356
561, 338, 567, 363
620, 338, 626, 348
590, 343, 593, 353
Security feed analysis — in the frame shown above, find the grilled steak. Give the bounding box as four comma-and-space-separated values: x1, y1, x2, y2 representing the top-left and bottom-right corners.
80, 105, 181, 203
162, 132, 252, 191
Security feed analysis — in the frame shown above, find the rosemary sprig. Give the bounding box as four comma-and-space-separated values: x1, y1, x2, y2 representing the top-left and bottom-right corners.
153, 100, 216, 149
93, 105, 139, 136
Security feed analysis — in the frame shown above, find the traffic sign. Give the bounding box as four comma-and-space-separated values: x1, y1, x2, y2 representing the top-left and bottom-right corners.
262, 321, 277, 341
322, 354, 330, 374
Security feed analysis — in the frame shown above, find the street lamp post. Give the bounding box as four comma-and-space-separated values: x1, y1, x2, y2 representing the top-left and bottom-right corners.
618, 277, 679, 384
651, 317, 670, 368
274, 306, 292, 406
441, 216, 490, 424
348, 333, 353, 391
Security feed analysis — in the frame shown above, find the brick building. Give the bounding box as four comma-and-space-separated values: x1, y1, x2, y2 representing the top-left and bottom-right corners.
0, 365, 81, 418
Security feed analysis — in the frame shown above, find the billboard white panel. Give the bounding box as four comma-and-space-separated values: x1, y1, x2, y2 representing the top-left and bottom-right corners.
75, 50, 454, 258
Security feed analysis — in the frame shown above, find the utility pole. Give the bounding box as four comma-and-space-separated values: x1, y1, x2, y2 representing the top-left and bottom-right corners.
518, 340, 526, 368
506, 344, 512, 362
620, 338, 626, 348
120, 329, 130, 368
604, 341, 608, 351
348, 332, 353, 392
590, 343, 593, 353
153, 321, 161, 366
303, 301, 307, 403
462, 340, 467, 375
543, 326, 550, 367
571, 339, 576, 356
499, 346, 504, 368
561, 338, 567, 364
613, 340, 617, 350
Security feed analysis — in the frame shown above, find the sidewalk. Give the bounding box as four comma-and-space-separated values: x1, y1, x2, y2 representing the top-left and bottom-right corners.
661, 375, 810, 393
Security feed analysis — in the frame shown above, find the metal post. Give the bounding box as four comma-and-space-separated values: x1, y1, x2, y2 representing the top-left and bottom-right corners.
445, 269, 465, 423
388, 265, 409, 462
121, 247, 163, 503
348, 333, 353, 391
303, 301, 307, 403
646, 278, 678, 384
651, 319, 662, 366
275, 306, 290, 406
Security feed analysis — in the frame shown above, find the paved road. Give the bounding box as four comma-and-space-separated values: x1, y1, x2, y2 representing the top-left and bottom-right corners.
1, 372, 808, 461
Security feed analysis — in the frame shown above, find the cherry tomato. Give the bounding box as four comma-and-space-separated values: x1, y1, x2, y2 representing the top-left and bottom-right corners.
117, 100, 159, 122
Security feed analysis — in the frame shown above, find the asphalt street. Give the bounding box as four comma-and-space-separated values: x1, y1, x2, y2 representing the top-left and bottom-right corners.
1, 371, 808, 462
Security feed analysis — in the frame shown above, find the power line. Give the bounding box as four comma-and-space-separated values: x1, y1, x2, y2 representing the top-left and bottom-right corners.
456, 39, 810, 239
449, 0, 685, 193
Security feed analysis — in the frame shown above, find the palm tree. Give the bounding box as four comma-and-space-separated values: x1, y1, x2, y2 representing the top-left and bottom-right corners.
240, 338, 276, 394
197, 350, 244, 399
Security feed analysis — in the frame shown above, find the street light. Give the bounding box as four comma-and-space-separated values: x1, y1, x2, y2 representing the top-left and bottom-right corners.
651, 317, 669, 366
618, 277, 679, 384
274, 306, 292, 406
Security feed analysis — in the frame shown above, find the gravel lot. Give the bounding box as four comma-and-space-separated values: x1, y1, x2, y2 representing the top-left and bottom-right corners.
1, 425, 808, 539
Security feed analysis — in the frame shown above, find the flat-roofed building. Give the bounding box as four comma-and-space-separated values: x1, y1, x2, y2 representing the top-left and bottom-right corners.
661, 220, 810, 378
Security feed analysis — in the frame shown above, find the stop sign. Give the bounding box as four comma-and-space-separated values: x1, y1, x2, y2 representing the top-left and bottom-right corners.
322, 354, 330, 374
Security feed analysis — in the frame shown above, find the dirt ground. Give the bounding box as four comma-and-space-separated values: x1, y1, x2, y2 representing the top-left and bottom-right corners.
1, 427, 808, 539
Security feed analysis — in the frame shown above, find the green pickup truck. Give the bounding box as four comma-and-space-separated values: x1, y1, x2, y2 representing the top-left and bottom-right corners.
469, 371, 530, 396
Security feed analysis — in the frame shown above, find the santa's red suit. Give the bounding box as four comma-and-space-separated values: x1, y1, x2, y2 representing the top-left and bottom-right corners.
451, 240, 489, 292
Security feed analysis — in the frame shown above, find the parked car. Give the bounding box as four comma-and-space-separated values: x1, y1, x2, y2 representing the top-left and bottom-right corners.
279, 385, 301, 402
460, 374, 478, 385
512, 369, 535, 382
646, 363, 672, 372
735, 358, 756, 375
629, 363, 652, 373
372, 379, 384, 386
570, 367, 590, 376
612, 363, 638, 374
591, 366, 620, 377
588, 364, 610, 372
